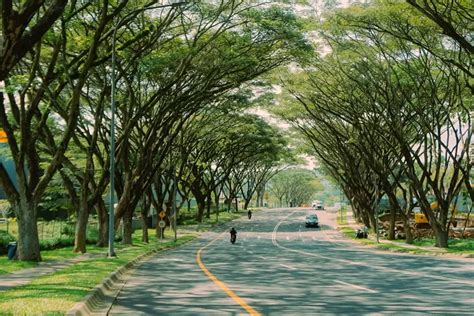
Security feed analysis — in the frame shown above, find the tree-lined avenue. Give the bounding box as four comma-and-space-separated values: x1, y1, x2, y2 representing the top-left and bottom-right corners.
108, 208, 474, 315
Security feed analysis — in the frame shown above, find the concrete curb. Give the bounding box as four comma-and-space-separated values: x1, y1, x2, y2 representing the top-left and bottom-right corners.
65, 239, 196, 316
66, 251, 151, 316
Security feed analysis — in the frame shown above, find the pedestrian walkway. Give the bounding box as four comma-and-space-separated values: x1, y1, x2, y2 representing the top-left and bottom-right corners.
0, 252, 105, 292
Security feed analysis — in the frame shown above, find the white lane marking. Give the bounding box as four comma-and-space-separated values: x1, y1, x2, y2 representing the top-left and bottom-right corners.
280, 264, 296, 270
162, 258, 185, 262
271, 211, 474, 287
258, 256, 267, 260
335, 280, 378, 293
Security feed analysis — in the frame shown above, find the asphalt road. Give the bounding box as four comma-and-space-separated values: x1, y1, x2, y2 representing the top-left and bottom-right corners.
109, 208, 474, 315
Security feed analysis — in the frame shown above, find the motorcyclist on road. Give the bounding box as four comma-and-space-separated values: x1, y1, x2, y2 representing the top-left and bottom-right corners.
247, 209, 252, 219
230, 227, 237, 244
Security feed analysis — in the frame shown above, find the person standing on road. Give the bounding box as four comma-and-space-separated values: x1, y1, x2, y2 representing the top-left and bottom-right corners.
247, 209, 252, 219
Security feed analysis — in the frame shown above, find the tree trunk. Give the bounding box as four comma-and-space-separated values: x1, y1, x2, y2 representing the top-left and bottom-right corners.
402, 216, 414, 244
388, 207, 396, 240
206, 193, 212, 219
16, 200, 41, 261
122, 208, 133, 245
141, 210, 149, 243
141, 194, 151, 243
96, 201, 108, 247
436, 231, 448, 248
196, 202, 205, 222
256, 185, 263, 207
244, 198, 251, 210
73, 204, 88, 253
214, 193, 220, 221
435, 230, 449, 248
171, 213, 177, 242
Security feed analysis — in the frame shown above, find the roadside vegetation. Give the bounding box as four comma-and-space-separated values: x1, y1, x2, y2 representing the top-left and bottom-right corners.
338, 225, 474, 256
0, 209, 244, 275
336, 206, 348, 225
0, 231, 195, 315
271, 0, 473, 249
0, 0, 312, 262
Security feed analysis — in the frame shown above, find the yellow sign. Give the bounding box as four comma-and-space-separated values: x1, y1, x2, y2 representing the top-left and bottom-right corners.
159, 211, 166, 218
0, 129, 7, 143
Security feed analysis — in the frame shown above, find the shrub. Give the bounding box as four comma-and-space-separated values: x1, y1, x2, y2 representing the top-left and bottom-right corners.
40, 236, 73, 250
39, 233, 100, 251
86, 226, 99, 242
61, 222, 75, 236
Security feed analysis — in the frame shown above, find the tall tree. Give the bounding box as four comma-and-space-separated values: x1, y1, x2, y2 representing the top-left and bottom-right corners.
0, 0, 68, 81
0, 1, 119, 260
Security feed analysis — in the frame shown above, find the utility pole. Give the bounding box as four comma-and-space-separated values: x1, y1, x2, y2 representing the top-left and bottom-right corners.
173, 167, 177, 242
375, 183, 380, 243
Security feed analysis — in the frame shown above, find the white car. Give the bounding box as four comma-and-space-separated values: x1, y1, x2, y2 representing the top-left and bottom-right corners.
312, 200, 324, 210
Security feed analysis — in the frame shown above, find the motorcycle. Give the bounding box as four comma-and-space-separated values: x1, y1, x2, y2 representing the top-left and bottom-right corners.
230, 227, 237, 244
355, 226, 368, 239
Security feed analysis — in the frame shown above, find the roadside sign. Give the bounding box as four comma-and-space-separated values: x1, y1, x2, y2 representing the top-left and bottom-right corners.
0, 130, 7, 143
159, 220, 166, 228
159, 211, 166, 218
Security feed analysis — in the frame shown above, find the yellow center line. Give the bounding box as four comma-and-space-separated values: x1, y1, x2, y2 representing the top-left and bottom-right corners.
196, 232, 261, 316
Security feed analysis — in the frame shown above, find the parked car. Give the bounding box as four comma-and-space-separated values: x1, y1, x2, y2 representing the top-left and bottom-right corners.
305, 214, 319, 228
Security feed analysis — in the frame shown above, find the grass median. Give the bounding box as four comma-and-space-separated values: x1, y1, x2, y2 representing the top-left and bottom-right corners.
0, 232, 196, 315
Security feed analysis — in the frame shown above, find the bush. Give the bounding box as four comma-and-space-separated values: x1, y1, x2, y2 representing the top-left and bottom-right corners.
86, 226, 99, 241
61, 222, 75, 236
39, 234, 99, 251
0, 230, 16, 255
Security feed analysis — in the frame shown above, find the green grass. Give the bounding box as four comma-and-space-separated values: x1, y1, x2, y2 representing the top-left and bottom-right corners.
336, 207, 347, 225
0, 232, 196, 315
338, 226, 474, 255
339, 226, 355, 238
411, 238, 474, 254
0, 239, 107, 275
0, 259, 38, 274
1, 210, 242, 276
0, 209, 246, 314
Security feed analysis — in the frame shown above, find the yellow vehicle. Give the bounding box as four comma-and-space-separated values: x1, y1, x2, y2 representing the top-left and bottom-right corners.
414, 202, 458, 228
0, 129, 7, 143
